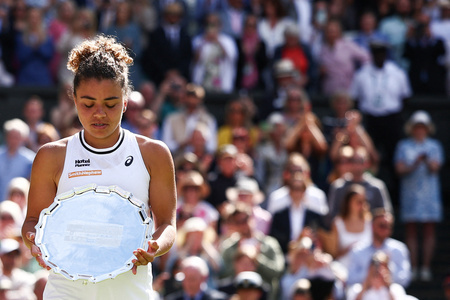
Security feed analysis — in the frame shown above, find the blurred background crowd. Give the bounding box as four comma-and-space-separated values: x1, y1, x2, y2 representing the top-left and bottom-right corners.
0, 0, 450, 299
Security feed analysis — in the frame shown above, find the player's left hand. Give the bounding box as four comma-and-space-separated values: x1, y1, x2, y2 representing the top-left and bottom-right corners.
131, 240, 159, 275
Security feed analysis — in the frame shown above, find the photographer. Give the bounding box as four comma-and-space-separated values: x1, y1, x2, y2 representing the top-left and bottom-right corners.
346, 251, 407, 300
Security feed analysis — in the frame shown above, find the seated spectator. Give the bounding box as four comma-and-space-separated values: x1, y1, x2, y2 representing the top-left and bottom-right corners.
162, 83, 217, 155
235, 14, 268, 91
176, 170, 219, 230
167, 217, 222, 282
0, 239, 36, 300
346, 251, 409, 300
288, 278, 312, 300
15, 6, 54, 86
217, 246, 267, 298
230, 128, 256, 177
326, 146, 392, 227
269, 171, 326, 254
22, 96, 45, 153
283, 88, 328, 162
206, 145, 241, 213
165, 256, 228, 300
319, 18, 370, 96
347, 209, 411, 288
33, 269, 49, 300
217, 97, 260, 151
122, 91, 146, 134
220, 202, 285, 298
254, 112, 288, 196
230, 271, 268, 300
266, 152, 328, 217
192, 13, 238, 93
6, 177, 30, 217
226, 177, 272, 235
326, 145, 354, 185
0, 119, 35, 202
36, 123, 60, 150
135, 109, 159, 140
281, 236, 343, 300
326, 184, 372, 270
394, 110, 444, 281
0, 201, 24, 240
270, 58, 303, 111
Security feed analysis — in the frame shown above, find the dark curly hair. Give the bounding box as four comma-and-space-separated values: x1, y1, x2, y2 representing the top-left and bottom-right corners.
67, 35, 133, 97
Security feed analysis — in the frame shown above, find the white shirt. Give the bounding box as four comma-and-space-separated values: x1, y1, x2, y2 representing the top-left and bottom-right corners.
346, 283, 407, 300
290, 202, 306, 240
257, 17, 297, 58
267, 185, 328, 216
350, 61, 411, 116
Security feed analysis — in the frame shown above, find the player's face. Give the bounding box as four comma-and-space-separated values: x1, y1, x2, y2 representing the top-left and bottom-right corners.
74, 78, 126, 148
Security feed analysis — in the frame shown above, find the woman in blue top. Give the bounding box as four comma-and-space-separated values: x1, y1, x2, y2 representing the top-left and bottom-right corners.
394, 110, 444, 282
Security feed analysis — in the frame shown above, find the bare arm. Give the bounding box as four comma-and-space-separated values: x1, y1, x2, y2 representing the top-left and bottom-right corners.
132, 138, 177, 272
22, 141, 66, 268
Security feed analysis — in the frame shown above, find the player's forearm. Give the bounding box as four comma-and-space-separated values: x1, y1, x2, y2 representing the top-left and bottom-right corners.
152, 223, 176, 257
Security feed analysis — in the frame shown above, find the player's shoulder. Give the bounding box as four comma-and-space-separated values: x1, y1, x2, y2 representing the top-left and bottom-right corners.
135, 134, 170, 154
36, 138, 69, 158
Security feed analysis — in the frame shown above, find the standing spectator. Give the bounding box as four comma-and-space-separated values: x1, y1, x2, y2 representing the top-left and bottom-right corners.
15, 6, 54, 86
142, 2, 192, 86
22, 95, 45, 153
162, 83, 217, 155
235, 14, 268, 92
56, 7, 97, 85
404, 13, 447, 95
257, 0, 296, 59
353, 10, 389, 51
220, 0, 247, 39
326, 184, 372, 270
319, 18, 370, 96
0, 119, 35, 202
165, 256, 229, 300
326, 146, 392, 227
347, 209, 412, 288
378, 0, 412, 69
104, 1, 144, 89
350, 40, 412, 174
192, 12, 238, 93
394, 110, 444, 281
273, 24, 316, 90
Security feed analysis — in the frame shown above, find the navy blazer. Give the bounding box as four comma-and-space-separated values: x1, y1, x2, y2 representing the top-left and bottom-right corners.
269, 206, 324, 254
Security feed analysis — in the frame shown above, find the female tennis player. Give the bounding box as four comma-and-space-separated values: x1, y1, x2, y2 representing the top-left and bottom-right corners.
22, 35, 176, 299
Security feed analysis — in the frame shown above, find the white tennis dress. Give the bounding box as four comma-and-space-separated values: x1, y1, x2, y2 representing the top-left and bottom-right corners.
44, 129, 153, 299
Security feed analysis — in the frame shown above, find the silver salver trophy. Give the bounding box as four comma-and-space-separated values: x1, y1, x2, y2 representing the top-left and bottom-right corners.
34, 184, 152, 283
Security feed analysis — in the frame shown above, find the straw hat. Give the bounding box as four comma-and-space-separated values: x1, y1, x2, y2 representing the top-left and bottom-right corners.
178, 170, 209, 198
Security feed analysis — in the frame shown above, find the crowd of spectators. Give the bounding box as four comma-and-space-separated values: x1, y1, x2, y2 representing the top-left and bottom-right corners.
0, 0, 448, 299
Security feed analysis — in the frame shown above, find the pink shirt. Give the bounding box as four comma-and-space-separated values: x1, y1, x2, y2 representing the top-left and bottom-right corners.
320, 39, 370, 96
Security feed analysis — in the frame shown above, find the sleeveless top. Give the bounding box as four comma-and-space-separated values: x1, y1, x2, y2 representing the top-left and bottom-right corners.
335, 217, 372, 269
44, 129, 154, 300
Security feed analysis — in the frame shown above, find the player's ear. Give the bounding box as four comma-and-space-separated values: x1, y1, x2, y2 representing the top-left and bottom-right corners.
123, 99, 128, 113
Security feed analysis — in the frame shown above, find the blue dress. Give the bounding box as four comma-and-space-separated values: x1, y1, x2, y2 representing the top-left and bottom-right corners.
394, 137, 444, 222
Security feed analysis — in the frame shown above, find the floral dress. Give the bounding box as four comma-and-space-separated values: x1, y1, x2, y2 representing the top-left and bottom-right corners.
394, 137, 444, 222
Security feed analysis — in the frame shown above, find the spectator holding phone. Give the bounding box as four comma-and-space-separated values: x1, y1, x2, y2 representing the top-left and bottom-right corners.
394, 110, 444, 282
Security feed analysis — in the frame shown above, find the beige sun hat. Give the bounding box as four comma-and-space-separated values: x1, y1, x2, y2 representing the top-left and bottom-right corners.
178, 170, 209, 198
226, 177, 264, 205
404, 110, 435, 135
